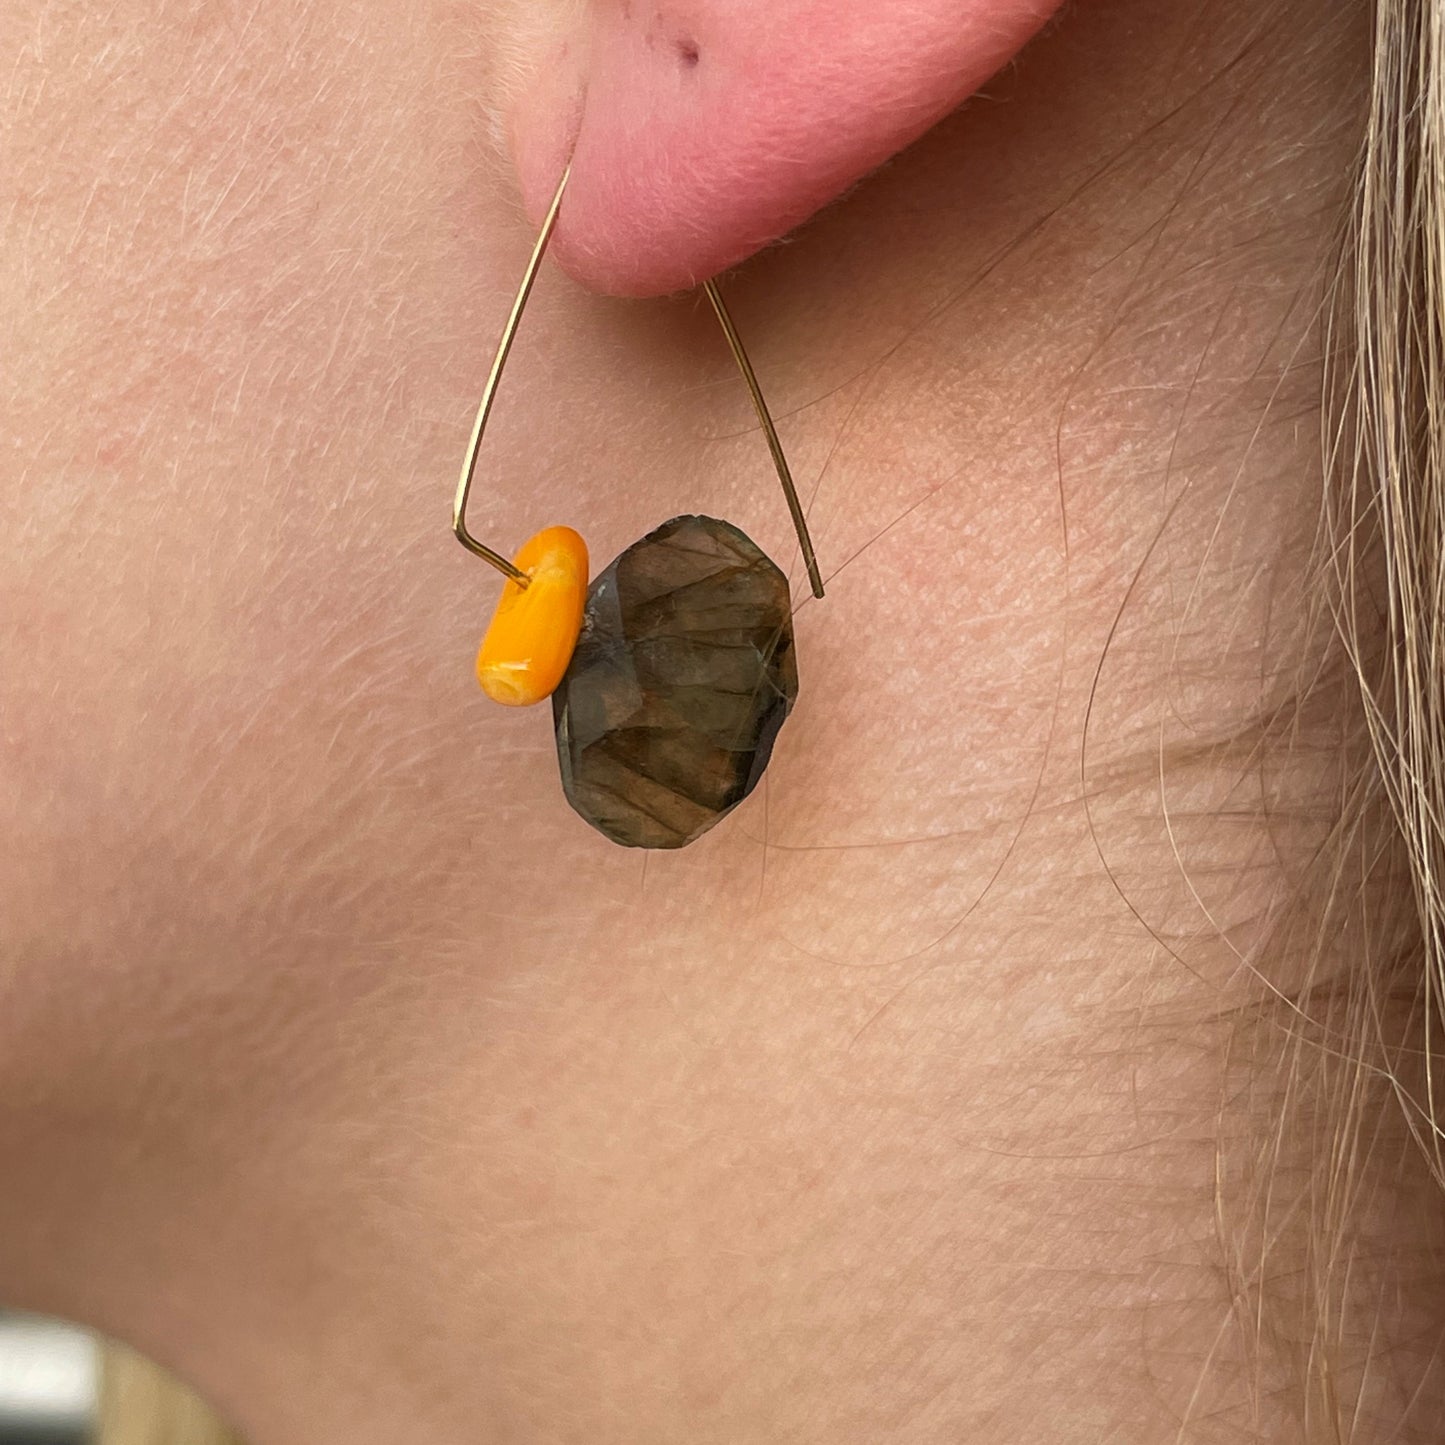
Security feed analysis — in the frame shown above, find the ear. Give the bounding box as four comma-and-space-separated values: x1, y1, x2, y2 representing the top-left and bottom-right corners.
510, 0, 1065, 297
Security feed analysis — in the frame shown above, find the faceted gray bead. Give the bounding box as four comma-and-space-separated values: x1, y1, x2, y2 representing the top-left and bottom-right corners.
552, 514, 798, 849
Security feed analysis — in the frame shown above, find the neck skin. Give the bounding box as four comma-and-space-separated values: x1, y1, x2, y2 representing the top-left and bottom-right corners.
2, 1, 1434, 1440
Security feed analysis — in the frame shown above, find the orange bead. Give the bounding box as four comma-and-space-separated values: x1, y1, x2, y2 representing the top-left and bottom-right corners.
476, 526, 589, 706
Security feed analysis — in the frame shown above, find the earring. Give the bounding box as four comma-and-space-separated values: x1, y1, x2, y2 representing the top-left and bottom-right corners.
454, 165, 824, 850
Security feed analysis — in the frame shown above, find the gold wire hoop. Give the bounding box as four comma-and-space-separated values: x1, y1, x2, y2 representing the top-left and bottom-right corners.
452, 166, 826, 600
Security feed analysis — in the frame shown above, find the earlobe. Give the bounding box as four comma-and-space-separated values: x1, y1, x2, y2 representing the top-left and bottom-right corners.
510, 0, 1066, 297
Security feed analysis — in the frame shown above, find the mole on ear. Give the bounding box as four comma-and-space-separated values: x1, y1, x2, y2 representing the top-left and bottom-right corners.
510, 0, 1066, 298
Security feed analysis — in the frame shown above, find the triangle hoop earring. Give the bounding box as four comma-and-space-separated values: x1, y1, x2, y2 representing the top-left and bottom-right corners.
453, 164, 824, 850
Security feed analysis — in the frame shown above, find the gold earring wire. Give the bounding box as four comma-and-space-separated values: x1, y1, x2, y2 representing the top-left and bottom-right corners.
452, 165, 573, 586
453, 165, 826, 601
701, 280, 825, 599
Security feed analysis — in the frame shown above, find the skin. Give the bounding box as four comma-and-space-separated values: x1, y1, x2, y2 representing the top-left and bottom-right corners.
2, 0, 1439, 1440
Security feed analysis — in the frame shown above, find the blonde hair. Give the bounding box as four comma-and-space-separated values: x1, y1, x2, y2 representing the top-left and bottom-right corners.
1338, 0, 1445, 1171
1218, 0, 1445, 1435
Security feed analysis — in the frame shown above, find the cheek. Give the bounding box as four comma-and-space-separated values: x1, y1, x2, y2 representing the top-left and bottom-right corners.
0, 0, 522, 1004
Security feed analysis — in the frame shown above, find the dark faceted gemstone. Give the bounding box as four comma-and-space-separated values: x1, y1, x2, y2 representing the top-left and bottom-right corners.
552, 514, 798, 849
